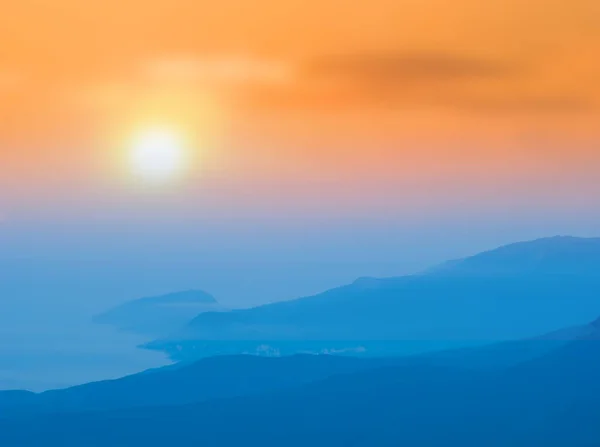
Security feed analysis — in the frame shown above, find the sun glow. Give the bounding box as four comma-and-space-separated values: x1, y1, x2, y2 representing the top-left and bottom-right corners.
129, 128, 186, 182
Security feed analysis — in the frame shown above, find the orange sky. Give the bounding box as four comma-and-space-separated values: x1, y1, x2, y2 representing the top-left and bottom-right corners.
1, 0, 599, 219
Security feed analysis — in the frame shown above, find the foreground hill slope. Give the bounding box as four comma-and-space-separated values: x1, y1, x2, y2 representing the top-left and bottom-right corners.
0, 354, 412, 415
3, 321, 600, 446
3, 317, 594, 416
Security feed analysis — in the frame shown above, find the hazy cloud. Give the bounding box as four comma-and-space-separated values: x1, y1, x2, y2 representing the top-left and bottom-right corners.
451, 95, 596, 114
236, 53, 597, 115
308, 53, 512, 83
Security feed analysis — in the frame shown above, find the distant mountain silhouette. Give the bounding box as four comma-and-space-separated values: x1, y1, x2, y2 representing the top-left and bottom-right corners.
425, 235, 600, 277
144, 237, 600, 361
3, 236, 600, 445
3, 316, 600, 446
93, 290, 226, 336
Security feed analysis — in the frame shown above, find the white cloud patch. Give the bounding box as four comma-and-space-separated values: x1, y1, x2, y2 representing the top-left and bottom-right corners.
0, 71, 21, 92
141, 55, 293, 86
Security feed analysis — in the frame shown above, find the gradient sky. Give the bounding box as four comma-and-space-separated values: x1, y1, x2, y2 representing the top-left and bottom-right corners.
1, 0, 600, 307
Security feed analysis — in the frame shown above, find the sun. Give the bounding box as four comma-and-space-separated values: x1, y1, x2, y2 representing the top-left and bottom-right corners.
129, 128, 186, 182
